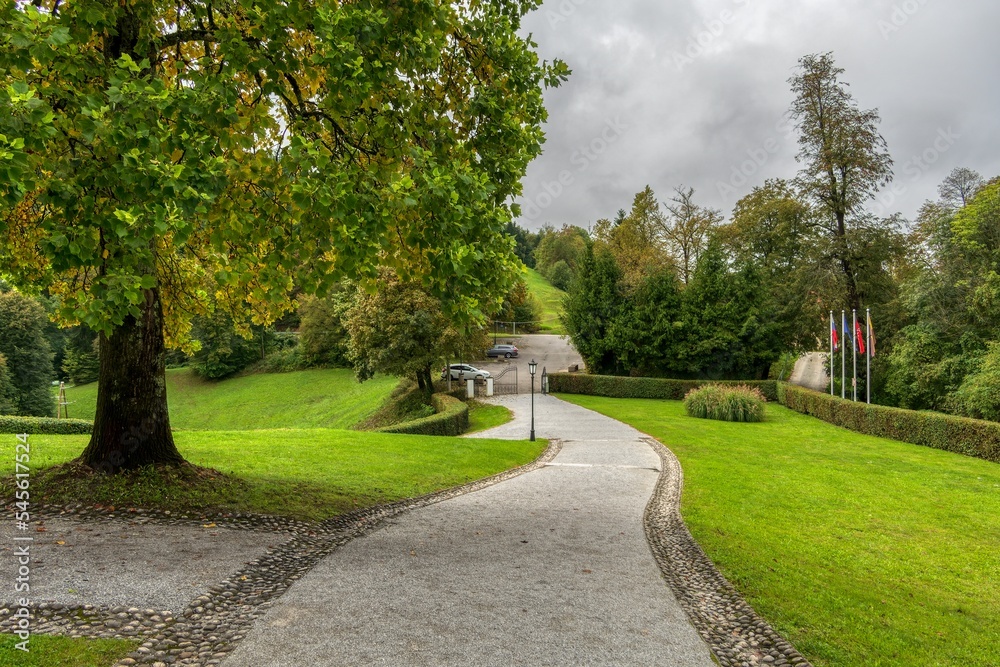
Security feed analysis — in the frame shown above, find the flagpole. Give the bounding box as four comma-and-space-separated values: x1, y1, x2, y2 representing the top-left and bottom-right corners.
830, 310, 835, 396
852, 309, 858, 402
841, 310, 845, 400
866, 308, 871, 404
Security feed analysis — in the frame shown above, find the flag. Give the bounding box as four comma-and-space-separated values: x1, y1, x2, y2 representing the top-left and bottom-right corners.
867, 312, 876, 358
843, 313, 853, 349
855, 317, 866, 355
831, 318, 839, 351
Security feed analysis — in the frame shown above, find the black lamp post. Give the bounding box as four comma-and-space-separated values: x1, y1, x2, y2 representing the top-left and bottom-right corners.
528, 359, 537, 442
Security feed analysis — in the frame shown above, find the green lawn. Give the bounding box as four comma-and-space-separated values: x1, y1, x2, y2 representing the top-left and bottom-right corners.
466, 401, 513, 434
0, 635, 136, 667
64, 368, 397, 430
524, 267, 567, 334
3, 429, 544, 521
558, 395, 1000, 667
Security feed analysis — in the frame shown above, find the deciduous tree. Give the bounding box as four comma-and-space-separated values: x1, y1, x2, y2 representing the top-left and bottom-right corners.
789, 53, 893, 313
0, 1, 564, 470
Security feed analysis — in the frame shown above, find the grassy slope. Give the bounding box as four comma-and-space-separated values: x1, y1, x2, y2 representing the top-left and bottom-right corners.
558, 395, 1000, 667
6, 429, 544, 521
523, 267, 567, 335
0, 635, 136, 667
64, 368, 397, 430
466, 401, 513, 434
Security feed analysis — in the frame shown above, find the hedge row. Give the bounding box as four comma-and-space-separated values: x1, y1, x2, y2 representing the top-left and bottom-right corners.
547, 373, 779, 402
0, 415, 93, 435
374, 393, 470, 437
777, 383, 1000, 464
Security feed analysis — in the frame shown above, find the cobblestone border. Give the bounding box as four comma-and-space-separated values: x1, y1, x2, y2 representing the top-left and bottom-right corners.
642, 438, 813, 667
1, 439, 561, 666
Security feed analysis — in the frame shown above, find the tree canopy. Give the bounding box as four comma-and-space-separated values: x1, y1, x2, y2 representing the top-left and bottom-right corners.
0, 0, 565, 469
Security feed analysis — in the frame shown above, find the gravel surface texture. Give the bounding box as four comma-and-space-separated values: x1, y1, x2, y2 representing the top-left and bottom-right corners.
223, 394, 715, 667
1, 518, 285, 612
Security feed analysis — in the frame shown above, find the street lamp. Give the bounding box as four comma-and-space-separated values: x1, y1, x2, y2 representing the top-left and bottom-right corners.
528, 359, 537, 442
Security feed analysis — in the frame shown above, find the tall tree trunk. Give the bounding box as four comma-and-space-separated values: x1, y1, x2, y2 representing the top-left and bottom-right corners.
80, 288, 182, 473
834, 210, 862, 313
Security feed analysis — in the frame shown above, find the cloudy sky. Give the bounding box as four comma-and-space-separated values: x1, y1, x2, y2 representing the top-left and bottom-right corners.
514, 0, 1000, 231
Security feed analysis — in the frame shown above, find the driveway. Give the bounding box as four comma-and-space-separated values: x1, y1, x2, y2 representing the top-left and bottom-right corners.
470, 334, 584, 393
223, 393, 714, 666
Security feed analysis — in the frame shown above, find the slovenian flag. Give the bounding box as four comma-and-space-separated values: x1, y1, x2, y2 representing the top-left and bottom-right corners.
855, 317, 866, 355
831, 318, 839, 351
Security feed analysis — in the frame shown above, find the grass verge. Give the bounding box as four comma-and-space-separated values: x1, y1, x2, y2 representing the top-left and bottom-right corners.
558, 394, 1000, 667
0, 634, 137, 667
2, 430, 545, 522
524, 267, 567, 334
63, 368, 397, 431
466, 401, 513, 434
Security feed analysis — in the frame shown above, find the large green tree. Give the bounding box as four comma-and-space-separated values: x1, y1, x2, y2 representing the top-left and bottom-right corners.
0, 1, 564, 471
789, 53, 893, 314
345, 271, 487, 402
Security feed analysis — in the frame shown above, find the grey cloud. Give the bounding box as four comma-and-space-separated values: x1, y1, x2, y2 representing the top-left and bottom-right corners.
516, 0, 1000, 230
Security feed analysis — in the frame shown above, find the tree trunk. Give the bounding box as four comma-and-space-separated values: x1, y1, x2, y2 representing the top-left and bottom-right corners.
80, 288, 183, 473
834, 210, 862, 313
420, 365, 435, 403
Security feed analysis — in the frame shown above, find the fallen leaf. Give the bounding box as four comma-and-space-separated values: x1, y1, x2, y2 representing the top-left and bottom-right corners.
202, 523, 217, 529
55, 541, 65, 545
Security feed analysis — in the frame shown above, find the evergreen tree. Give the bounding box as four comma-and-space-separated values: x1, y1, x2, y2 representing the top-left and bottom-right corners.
678, 243, 781, 380
562, 247, 627, 375
613, 269, 683, 376
0, 290, 55, 416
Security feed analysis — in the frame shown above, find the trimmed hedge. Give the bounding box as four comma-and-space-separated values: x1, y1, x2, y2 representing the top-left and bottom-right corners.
777, 383, 1000, 464
548, 373, 778, 402
0, 415, 93, 435
374, 393, 469, 437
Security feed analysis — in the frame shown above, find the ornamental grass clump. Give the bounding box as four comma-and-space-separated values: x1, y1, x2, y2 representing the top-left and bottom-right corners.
684, 384, 766, 423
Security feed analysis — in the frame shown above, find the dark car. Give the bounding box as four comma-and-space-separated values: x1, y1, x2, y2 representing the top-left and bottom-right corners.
486, 344, 519, 359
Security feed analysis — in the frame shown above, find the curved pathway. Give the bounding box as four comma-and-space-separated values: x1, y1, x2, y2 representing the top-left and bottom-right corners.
224, 394, 715, 666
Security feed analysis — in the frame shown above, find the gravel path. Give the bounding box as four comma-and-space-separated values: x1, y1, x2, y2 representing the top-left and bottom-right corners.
224, 394, 716, 666
0, 518, 285, 613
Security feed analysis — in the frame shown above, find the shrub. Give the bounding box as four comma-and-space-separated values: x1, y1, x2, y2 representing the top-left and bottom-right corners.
947, 343, 1000, 422
375, 393, 469, 436
252, 346, 308, 374
777, 383, 1000, 464
190, 312, 270, 380
684, 384, 766, 423
548, 373, 778, 402
298, 293, 351, 367
0, 415, 92, 435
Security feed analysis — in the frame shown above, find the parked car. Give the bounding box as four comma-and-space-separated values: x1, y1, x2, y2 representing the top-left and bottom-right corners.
441, 364, 492, 381
486, 344, 519, 359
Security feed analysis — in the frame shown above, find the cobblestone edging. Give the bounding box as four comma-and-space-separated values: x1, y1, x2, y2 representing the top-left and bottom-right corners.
642, 438, 813, 667
1, 439, 562, 667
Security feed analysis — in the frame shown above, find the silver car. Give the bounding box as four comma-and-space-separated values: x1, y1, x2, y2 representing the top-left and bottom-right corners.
441, 364, 492, 381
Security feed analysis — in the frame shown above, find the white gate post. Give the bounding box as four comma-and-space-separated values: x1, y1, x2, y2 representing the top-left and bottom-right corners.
486, 377, 494, 397
467, 378, 475, 399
